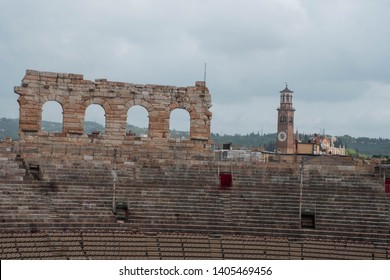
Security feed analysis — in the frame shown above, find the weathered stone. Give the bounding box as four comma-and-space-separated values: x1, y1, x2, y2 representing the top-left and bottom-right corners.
15, 69, 213, 158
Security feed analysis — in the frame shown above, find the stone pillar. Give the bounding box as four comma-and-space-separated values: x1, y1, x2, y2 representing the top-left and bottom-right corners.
15, 86, 41, 137
149, 108, 170, 139
63, 108, 84, 135
189, 82, 212, 141
105, 113, 126, 141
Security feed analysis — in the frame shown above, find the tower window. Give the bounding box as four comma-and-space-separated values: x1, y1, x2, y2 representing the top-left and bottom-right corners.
280, 115, 287, 123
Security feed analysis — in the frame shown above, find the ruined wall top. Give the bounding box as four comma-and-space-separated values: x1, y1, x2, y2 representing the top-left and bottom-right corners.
16, 70, 211, 96
14, 70, 212, 154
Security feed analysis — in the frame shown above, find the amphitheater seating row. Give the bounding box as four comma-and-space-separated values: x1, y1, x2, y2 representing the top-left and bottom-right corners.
1, 231, 388, 260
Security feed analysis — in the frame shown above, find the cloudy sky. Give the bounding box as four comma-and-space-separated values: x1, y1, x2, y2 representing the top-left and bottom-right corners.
1, 0, 390, 138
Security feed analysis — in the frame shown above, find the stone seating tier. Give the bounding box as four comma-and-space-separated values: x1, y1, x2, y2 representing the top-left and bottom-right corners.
1, 230, 388, 260
0, 155, 389, 259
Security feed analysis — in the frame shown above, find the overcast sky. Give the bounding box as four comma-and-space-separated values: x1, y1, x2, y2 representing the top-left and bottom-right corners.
1, 0, 390, 138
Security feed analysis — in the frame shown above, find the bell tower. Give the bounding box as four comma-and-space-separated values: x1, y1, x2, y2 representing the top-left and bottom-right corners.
276, 83, 295, 154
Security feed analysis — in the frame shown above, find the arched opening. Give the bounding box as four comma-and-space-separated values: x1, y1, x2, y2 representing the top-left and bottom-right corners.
84, 104, 106, 134
41, 101, 63, 133
126, 105, 149, 137
169, 108, 190, 139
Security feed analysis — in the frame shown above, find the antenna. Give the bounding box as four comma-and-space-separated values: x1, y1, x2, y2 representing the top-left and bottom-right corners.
202, 62, 207, 94
204, 62, 207, 86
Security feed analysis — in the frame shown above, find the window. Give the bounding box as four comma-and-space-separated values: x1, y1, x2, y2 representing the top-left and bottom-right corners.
41, 101, 63, 133
169, 108, 190, 139
84, 104, 106, 134
126, 105, 149, 137
280, 114, 286, 123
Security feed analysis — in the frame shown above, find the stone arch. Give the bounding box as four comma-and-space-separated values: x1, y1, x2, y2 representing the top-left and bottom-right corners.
81, 97, 112, 114
168, 103, 192, 139
124, 99, 153, 113
168, 102, 192, 113
84, 104, 106, 133
81, 98, 112, 134
39, 95, 66, 133
124, 100, 153, 137
41, 100, 64, 133
126, 105, 149, 137
40, 94, 66, 108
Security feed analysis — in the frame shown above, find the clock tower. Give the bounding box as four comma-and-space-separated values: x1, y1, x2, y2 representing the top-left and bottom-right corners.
276, 84, 295, 154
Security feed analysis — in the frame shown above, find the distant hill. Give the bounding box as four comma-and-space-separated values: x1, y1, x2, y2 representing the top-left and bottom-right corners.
1, 118, 390, 156
0, 118, 149, 138
0, 118, 108, 139
211, 132, 277, 151
0, 118, 18, 139
334, 135, 390, 158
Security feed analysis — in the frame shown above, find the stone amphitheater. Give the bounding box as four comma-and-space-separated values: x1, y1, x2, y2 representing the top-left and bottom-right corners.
0, 70, 389, 260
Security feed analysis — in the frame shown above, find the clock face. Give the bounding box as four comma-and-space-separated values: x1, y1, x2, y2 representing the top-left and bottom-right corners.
278, 131, 287, 142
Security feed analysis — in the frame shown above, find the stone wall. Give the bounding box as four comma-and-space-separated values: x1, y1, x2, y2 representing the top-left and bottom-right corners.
14, 70, 212, 155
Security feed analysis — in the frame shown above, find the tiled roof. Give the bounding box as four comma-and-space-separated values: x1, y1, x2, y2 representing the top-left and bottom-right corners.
280, 85, 294, 93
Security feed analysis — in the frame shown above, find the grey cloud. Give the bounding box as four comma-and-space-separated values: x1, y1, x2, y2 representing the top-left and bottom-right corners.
1, 0, 390, 138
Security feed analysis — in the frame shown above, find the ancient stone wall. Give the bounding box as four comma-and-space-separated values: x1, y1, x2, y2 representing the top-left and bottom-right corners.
14, 70, 212, 155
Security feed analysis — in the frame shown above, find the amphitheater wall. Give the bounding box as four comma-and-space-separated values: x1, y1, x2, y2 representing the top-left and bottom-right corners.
14, 70, 212, 158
